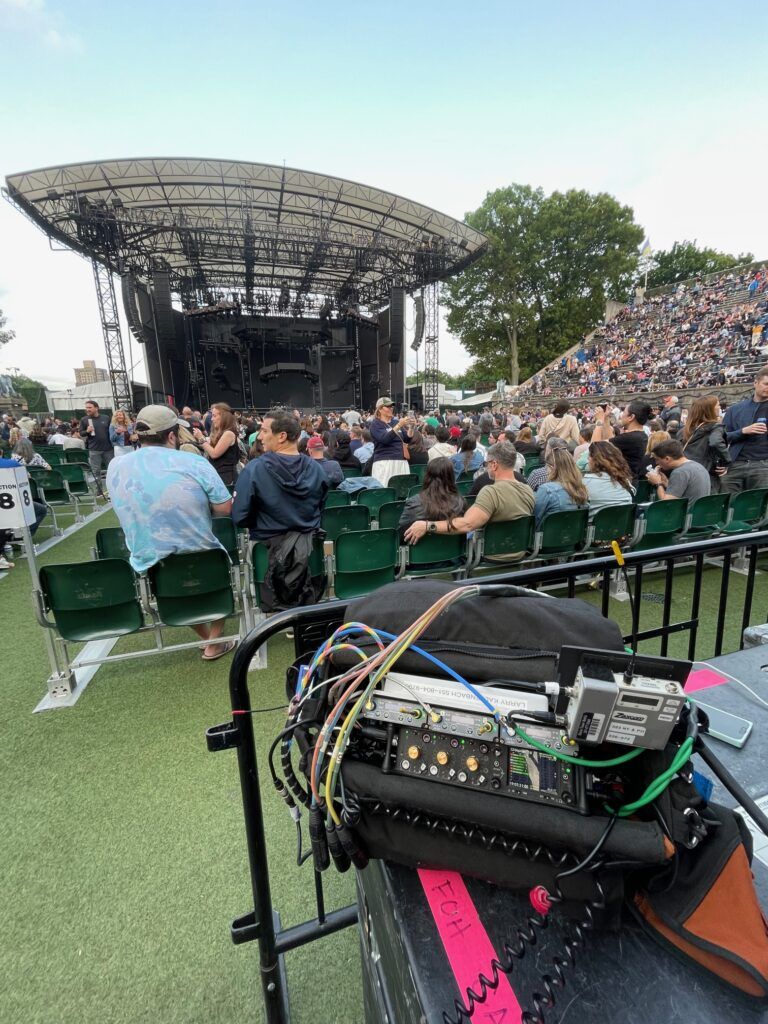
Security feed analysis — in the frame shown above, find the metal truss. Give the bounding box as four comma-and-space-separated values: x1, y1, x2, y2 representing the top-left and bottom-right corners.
91, 259, 133, 411
5, 159, 486, 314
423, 282, 439, 412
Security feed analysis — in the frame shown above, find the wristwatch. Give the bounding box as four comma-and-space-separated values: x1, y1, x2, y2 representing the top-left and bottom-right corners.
427, 522, 437, 534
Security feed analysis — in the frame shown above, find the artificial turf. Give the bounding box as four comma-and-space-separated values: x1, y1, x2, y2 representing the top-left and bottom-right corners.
2, 513, 766, 1023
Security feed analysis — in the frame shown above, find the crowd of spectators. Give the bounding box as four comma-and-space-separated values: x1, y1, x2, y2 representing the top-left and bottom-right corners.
518, 267, 768, 400
4, 368, 768, 641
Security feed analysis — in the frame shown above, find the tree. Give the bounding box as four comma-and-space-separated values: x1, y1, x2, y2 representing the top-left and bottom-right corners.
644, 241, 754, 289
0, 308, 15, 349
443, 185, 644, 384
10, 374, 48, 412
405, 370, 466, 390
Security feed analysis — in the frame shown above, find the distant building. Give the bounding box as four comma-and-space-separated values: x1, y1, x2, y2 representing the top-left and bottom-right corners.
74, 359, 109, 386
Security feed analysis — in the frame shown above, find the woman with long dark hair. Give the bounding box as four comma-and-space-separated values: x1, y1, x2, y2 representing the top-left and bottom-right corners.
397, 457, 464, 539
682, 396, 730, 491
406, 429, 429, 466
450, 436, 484, 478
193, 402, 240, 488
583, 441, 635, 512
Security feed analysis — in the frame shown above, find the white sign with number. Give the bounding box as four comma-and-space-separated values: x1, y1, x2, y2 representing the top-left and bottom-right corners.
0, 465, 38, 530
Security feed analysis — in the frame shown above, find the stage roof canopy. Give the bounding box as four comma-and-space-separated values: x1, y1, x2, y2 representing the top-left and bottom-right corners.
5, 157, 487, 308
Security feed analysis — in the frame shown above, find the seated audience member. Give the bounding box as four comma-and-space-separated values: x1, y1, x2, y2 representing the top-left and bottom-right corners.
232, 410, 328, 608
526, 435, 566, 491
306, 435, 343, 485
428, 426, 458, 461
593, 400, 652, 482
645, 440, 711, 504
49, 423, 86, 449
348, 424, 364, 454
404, 442, 534, 559
640, 430, 671, 477
583, 441, 635, 513
406, 429, 429, 466
106, 405, 235, 661
450, 436, 484, 478
421, 423, 437, 450
353, 429, 374, 466
332, 431, 360, 468
397, 457, 464, 540
513, 426, 540, 456
573, 422, 595, 471
11, 438, 50, 471
681, 395, 730, 492
536, 400, 581, 447
533, 442, 589, 527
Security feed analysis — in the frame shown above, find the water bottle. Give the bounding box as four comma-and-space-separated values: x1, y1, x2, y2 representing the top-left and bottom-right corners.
3, 543, 13, 559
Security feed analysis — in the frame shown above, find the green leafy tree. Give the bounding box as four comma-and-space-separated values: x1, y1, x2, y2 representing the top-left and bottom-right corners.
0, 308, 15, 349
10, 374, 49, 413
443, 185, 644, 384
645, 241, 754, 289
405, 370, 466, 390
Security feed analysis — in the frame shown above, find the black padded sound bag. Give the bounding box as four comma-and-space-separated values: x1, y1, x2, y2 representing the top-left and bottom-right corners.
329, 578, 626, 682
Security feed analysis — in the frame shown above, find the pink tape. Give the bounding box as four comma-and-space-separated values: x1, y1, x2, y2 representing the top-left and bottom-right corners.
685, 668, 728, 693
418, 867, 523, 1023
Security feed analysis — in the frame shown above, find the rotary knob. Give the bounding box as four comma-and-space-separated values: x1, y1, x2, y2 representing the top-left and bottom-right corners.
407, 745, 421, 760
436, 750, 449, 766
466, 756, 479, 773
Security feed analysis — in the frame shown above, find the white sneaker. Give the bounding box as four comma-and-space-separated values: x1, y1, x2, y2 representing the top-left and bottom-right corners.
0, 556, 14, 570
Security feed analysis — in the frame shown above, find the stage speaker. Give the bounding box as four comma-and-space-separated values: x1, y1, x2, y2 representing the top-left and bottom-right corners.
412, 294, 425, 351
388, 286, 405, 363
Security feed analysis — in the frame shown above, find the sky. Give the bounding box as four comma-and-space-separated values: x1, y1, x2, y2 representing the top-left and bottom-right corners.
0, 0, 766, 390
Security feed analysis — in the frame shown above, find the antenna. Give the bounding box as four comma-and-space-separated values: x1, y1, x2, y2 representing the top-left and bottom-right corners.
611, 541, 638, 682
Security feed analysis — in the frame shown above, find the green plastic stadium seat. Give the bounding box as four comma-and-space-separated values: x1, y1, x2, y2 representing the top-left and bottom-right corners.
536, 508, 589, 559
334, 529, 399, 599
148, 549, 234, 627
681, 493, 731, 540
27, 468, 73, 507
470, 516, 535, 574
341, 466, 362, 479
524, 453, 541, 476
356, 487, 397, 519
632, 499, 687, 552
723, 488, 768, 534
377, 500, 406, 532
388, 474, 421, 500
321, 505, 370, 542
211, 515, 241, 564
409, 464, 427, 481
39, 559, 143, 642
250, 537, 326, 611
63, 449, 90, 465
323, 490, 351, 509
404, 532, 468, 577
95, 527, 131, 561
57, 463, 93, 497
457, 479, 475, 496
633, 478, 654, 504
586, 505, 637, 553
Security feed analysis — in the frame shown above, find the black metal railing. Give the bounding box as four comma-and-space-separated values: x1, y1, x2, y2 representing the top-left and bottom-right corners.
214, 528, 768, 1024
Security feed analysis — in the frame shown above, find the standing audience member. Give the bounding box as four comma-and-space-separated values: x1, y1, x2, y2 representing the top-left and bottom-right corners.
368, 397, 410, 485
681, 396, 730, 492
79, 399, 113, 496
194, 402, 240, 489
583, 442, 635, 512
397, 458, 464, 539
594, 401, 652, 482
721, 367, 768, 493
645, 440, 711, 504
232, 410, 328, 608
537, 401, 580, 447
306, 436, 343, 485
106, 405, 235, 660
533, 443, 589, 526
109, 409, 135, 457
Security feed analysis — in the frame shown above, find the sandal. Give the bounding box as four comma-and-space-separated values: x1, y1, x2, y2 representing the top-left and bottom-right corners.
201, 639, 237, 661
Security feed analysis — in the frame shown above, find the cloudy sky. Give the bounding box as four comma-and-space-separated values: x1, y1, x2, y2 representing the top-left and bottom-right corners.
0, 0, 766, 389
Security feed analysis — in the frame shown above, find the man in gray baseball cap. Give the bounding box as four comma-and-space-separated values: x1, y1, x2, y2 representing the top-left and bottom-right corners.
106, 404, 237, 660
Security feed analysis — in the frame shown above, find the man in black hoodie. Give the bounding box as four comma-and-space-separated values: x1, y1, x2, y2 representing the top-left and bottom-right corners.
232, 409, 327, 541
